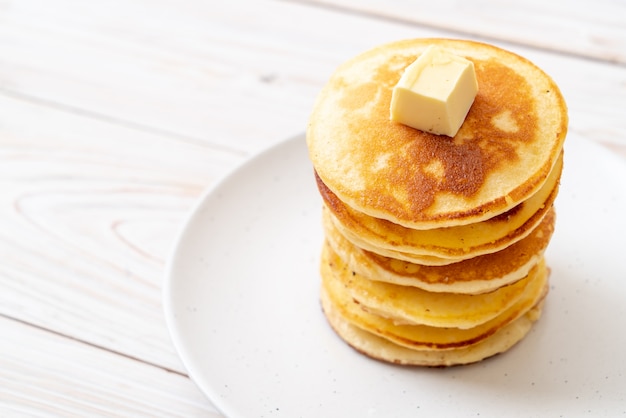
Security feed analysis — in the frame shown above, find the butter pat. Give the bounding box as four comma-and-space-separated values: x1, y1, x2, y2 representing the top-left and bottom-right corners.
390, 45, 478, 137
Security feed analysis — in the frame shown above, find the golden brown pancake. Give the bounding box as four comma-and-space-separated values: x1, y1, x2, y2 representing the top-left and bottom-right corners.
322, 240, 544, 329
307, 38, 568, 230
308, 38, 566, 367
321, 287, 545, 367
319, 151, 561, 263
320, 243, 549, 350
324, 206, 555, 295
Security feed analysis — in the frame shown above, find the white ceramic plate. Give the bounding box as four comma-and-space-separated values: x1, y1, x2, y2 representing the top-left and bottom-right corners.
164, 133, 626, 418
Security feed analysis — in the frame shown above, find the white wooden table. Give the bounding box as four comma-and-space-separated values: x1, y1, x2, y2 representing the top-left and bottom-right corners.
1, 1, 625, 416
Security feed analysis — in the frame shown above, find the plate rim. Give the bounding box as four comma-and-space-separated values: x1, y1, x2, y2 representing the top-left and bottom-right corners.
162, 133, 308, 414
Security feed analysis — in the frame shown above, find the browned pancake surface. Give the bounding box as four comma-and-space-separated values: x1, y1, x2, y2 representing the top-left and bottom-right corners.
324, 207, 555, 294
317, 151, 561, 261
307, 38, 567, 229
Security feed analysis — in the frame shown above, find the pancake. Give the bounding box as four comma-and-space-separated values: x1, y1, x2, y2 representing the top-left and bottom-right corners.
309, 38, 566, 367
320, 243, 548, 350
307, 38, 568, 230
322, 240, 544, 329
324, 206, 555, 295
319, 150, 561, 263
321, 286, 545, 367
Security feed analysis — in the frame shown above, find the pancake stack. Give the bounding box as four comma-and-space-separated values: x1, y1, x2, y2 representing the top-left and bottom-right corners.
306, 39, 567, 366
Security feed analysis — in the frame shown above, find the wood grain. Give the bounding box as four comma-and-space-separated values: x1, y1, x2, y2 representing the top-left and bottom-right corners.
0, 316, 220, 417
1, 0, 624, 153
0, 94, 242, 373
299, 0, 626, 64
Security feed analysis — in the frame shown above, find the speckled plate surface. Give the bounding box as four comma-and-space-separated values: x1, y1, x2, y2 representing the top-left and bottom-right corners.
164, 133, 626, 418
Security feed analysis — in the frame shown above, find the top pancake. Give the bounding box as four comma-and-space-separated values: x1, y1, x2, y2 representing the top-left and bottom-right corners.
307, 38, 568, 229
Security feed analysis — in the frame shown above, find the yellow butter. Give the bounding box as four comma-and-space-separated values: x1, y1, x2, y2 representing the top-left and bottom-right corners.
390, 45, 478, 137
